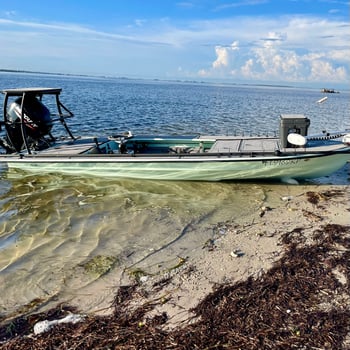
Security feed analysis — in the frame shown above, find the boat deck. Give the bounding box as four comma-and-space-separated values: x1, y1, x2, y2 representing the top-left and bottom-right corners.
208, 138, 279, 154
39, 137, 109, 155
35, 135, 283, 156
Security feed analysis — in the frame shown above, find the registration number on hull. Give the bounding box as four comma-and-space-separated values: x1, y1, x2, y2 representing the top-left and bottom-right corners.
262, 159, 301, 166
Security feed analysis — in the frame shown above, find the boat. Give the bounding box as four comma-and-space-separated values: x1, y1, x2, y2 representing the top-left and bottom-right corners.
321, 88, 339, 93
0, 87, 349, 182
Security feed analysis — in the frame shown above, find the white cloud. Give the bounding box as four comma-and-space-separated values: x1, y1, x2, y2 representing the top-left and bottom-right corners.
327, 48, 350, 62
134, 19, 147, 27
307, 57, 348, 82
197, 16, 349, 84
212, 46, 229, 68
240, 58, 255, 77
212, 41, 240, 70
0, 12, 348, 85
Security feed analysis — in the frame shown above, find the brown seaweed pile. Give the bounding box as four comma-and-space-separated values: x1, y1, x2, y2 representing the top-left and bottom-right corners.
1, 222, 350, 349
305, 189, 345, 206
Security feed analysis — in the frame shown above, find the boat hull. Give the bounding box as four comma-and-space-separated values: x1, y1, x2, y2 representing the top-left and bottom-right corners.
3, 152, 349, 181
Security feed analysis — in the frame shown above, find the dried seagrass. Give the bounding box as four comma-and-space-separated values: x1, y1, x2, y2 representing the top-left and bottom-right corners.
1, 224, 350, 350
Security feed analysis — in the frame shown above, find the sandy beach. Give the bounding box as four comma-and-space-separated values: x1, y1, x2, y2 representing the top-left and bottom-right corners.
121, 182, 350, 327
1, 178, 350, 348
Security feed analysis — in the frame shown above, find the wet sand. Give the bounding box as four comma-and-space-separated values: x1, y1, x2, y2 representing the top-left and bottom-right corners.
1, 180, 349, 349
119, 183, 350, 327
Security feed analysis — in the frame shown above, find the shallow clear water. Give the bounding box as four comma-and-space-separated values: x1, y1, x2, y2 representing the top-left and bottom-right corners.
0, 169, 278, 314
0, 73, 349, 316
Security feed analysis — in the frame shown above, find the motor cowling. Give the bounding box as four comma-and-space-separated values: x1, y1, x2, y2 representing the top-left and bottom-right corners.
5, 95, 52, 151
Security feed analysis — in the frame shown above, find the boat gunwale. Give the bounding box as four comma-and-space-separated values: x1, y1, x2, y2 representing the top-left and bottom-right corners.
1, 148, 349, 164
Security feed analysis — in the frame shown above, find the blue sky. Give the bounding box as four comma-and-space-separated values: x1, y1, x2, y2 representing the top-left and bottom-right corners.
0, 0, 349, 87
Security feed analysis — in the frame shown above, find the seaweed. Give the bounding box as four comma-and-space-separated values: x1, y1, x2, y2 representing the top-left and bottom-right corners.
1, 223, 350, 349
306, 189, 345, 207
82, 255, 119, 277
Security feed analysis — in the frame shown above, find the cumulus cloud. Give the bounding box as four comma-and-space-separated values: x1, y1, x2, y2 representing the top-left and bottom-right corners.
307, 57, 347, 81
212, 41, 239, 69
260, 31, 287, 47
212, 46, 229, 68
240, 58, 256, 78
198, 17, 349, 84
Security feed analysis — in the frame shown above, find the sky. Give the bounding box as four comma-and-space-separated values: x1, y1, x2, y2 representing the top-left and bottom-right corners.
0, 0, 349, 88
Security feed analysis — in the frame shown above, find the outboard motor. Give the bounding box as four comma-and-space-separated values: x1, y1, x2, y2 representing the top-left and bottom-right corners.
5, 95, 53, 152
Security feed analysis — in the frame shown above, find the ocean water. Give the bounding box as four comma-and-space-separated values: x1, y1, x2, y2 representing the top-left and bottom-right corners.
0, 73, 349, 317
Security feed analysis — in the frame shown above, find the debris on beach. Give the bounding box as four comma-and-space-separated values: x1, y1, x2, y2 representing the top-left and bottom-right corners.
1, 188, 349, 349
230, 249, 244, 258
259, 205, 272, 217
306, 189, 344, 206
281, 195, 293, 201
1, 222, 350, 349
34, 314, 85, 335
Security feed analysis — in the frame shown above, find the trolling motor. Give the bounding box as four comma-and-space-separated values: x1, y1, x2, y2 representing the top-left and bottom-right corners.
0, 88, 75, 154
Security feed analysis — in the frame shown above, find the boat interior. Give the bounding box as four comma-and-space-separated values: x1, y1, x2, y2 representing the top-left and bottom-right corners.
69, 134, 281, 156
35, 132, 347, 158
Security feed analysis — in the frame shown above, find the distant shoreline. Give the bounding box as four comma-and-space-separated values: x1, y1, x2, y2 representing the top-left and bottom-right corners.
0, 69, 326, 91
0, 68, 92, 78
1, 69, 348, 92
